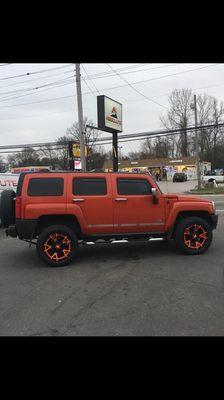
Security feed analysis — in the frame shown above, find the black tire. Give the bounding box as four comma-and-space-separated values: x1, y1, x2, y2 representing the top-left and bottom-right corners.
37, 224, 78, 267
0, 189, 16, 228
174, 216, 213, 255
208, 178, 216, 184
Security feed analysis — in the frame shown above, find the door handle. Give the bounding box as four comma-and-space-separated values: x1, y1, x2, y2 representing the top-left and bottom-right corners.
115, 198, 127, 201
73, 198, 85, 202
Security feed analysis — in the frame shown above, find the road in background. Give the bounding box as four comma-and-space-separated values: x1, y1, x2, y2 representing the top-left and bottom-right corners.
157, 180, 197, 194
157, 180, 224, 212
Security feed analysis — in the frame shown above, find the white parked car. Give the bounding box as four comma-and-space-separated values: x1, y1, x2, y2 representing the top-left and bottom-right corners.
202, 171, 224, 185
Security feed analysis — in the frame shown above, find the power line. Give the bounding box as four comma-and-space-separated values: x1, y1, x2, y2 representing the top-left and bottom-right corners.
1, 122, 223, 151
82, 63, 221, 85
0, 94, 75, 109
0, 77, 75, 103
81, 64, 148, 80
81, 67, 97, 99
106, 63, 168, 109
81, 64, 100, 95
83, 63, 182, 81
0, 63, 222, 110
0, 75, 75, 98
0, 69, 75, 90
0, 64, 73, 81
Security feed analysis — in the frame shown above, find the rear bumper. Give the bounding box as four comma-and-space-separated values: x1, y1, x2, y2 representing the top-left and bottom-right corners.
211, 214, 218, 229
6, 225, 17, 238
6, 219, 37, 240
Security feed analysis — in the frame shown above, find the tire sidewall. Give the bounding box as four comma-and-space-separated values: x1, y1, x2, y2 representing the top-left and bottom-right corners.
174, 217, 213, 255
0, 189, 16, 228
37, 224, 78, 267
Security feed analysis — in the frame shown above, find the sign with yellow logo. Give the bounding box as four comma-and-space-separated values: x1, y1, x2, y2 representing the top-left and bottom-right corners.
72, 144, 88, 158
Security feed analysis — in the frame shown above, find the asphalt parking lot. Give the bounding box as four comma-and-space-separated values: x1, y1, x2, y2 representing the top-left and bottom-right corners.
0, 211, 224, 336
157, 179, 197, 194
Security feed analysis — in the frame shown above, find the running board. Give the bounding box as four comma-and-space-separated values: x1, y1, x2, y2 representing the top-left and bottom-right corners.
80, 237, 166, 246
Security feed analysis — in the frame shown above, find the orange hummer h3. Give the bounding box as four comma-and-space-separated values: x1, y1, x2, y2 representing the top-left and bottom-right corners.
0, 171, 218, 267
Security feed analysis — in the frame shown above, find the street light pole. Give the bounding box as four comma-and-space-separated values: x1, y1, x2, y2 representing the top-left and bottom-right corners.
191, 95, 201, 189
75, 63, 86, 172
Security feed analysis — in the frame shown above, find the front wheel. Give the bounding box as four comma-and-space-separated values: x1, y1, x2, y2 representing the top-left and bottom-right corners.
37, 225, 78, 267
174, 217, 213, 255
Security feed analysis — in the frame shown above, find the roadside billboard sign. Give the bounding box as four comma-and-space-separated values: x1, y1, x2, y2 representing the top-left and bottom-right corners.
97, 95, 122, 133
74, 160, 82, 170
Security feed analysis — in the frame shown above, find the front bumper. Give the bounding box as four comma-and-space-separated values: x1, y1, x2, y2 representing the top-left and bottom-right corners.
211, 214, 218, 229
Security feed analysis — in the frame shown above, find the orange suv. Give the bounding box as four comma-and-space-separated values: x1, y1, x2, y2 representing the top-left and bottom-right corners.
0, 171, 218, 267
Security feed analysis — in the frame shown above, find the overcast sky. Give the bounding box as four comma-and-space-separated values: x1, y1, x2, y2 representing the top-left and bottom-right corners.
0, 63, 224, 158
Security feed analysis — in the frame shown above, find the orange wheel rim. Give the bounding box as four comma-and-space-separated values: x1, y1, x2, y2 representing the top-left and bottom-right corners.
184, 224, 208, 250
44, 233, 72, 262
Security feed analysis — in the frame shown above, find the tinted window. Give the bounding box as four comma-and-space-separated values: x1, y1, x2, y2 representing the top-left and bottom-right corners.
73, 178, 107, 196
117, 179, 152, 195
16, 173, 27, 196
28, 178, 64, 196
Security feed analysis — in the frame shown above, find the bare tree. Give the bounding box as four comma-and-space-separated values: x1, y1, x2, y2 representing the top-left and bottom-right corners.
7, 148, 40, 167
0, 156, 6, 172
160, 89, 193, 157
66, 117, 100, 152
209, 97, 224, 165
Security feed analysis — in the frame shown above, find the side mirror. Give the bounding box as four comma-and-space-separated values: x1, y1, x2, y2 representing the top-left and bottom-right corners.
151, 187, 159, 204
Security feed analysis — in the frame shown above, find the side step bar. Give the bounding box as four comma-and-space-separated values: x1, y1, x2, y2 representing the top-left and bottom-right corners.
80, 237, 166, 246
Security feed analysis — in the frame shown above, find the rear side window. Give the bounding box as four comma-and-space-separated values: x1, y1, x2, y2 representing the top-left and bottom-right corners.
73, 178, 107, 196
16, 173, 27, 196
27, 178, 64, 196
117, 178, 152, 195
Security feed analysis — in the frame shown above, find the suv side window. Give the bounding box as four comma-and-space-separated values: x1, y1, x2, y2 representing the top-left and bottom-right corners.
117, 178, 152, 195
27, 178, 64, 196
16, 173, 27, 196
73, 178, 107, 196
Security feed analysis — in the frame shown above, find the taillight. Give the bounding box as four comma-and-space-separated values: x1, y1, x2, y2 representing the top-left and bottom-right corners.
15, 197, 22, 219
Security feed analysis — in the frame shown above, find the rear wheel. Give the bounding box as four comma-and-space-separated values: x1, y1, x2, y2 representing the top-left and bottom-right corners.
0, 189, 16, 228
174, 217, 212, 255
37, 224, 78, 267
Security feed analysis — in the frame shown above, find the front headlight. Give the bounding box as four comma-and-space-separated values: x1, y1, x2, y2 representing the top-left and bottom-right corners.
211, 201, 216, 213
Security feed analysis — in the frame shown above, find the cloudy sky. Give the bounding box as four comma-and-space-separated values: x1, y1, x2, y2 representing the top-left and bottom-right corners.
0, 63, 224, 158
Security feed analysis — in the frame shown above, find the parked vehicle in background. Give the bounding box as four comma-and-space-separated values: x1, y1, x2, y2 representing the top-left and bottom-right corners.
11, 166, 51, 174
0, 173, 19, 195
173, 172, 187, 182
0, 171, 218, 267
0, 173, 19, 226
202, 171, 224, 185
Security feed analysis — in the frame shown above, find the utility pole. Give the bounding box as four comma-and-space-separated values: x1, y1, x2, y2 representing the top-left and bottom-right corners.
118, 145, 122, 170
75, 63, 86, 171
191, 95, 201, 189
118, 145, 123, 160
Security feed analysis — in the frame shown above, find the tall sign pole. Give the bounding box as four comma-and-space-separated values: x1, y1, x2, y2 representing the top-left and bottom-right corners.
113, 132, 118, 172
75, 63, 86, 171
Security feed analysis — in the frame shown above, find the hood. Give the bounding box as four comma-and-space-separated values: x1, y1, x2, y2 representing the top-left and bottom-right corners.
165, 194, 212, 204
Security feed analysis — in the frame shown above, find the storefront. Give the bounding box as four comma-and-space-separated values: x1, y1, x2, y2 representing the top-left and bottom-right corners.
103, 157, 211, 181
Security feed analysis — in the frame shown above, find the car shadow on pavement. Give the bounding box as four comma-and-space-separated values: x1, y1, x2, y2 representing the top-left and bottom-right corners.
4, 239, 179, 271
